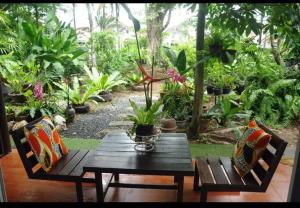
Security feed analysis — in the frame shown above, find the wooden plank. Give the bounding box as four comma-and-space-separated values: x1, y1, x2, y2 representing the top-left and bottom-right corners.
96, 146, 190, 153
21, 141, 32, 154
242, 171, 260, 187
252, 162, 267, 182
219, 157, 244, 186
69, 150, 95, 177
207, 157, 229, 185
99, 143, 188, 149
27, 154, 39, 168
48, 150, 79, 175
195, 157, 214, 184
58, 150, 89, 176
84, 159, 194, 175
94, 151, 191, 159
93, 155, 192, 164
261, 148, 276, 167
102, 139, 188, 145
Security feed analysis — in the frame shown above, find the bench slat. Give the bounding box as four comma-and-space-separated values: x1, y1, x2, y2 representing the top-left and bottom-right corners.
195, 157, 214, 184
208, 157, 229, 185
219, 157, 244, 186
252, 162, 267, 182
70, 150, 95, 177
261, 148, 276, 167
242, 171, 260, 187
48, 150, 80, 175
58, 150, 89, 176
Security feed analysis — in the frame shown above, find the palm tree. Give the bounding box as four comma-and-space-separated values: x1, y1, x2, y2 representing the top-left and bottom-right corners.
86, 3, 96, 69
72, 3, 77, 33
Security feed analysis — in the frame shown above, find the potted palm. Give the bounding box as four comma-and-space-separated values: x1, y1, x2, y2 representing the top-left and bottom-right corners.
127, 99, 162, 141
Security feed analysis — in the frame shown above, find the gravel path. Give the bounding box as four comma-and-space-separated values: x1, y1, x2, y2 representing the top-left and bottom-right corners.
60, 89, 159, 140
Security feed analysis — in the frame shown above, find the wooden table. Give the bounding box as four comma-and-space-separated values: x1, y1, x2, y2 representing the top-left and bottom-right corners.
83, 132, 194, 202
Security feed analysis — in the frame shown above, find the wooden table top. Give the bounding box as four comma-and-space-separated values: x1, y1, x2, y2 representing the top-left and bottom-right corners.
83, 132, 194, 176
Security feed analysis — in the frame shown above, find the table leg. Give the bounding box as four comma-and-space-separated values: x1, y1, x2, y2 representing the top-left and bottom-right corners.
177, 176, 184, 202
95, 171, 104, 202
114, 173, 119, 181
174, 176, 178, 183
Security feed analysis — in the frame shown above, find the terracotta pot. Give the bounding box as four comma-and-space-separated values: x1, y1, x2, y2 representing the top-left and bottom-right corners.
160, 118, 177, 133
74, 104, 90, 114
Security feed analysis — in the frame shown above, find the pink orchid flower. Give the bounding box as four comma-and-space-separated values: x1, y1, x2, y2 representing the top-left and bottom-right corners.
34, 81, 43, 100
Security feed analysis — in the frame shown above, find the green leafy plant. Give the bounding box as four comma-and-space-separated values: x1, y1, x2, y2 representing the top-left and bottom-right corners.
55, 77, 101, 106
84, 66, 126, 93
209, 97, 241, 127
127, 99, 162, 134
125, 72, 143, 86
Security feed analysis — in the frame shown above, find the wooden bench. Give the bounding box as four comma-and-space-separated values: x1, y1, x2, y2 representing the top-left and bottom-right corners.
193, 123, 288, 202
11, 117, 116, 202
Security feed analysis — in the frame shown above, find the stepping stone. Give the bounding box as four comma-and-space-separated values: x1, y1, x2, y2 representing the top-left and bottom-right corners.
109, 121, 134, 127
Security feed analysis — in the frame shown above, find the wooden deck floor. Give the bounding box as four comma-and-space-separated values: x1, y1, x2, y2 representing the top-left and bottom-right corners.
0, 149, 292, 202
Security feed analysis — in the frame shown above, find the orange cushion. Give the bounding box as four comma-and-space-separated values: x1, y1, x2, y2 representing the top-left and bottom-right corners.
24, 116, 68, 172
233, 119, 271, 177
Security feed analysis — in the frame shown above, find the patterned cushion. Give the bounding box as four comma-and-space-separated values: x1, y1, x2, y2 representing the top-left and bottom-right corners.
233, 119, 271, 177
24, 116, 68, 172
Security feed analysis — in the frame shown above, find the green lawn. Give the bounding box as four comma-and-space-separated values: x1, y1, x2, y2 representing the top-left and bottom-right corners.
10, 137, 234, 158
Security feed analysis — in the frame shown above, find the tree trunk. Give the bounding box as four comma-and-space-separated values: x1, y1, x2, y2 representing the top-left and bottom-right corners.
86, 3, 96, 69
270, 34, 284, 65
72, 3, 77, 33
258, 13, 264, 46
116, 3, 120, 51
145, 4, 172, 64
34, 4, 39, 26
187, 3, 207, 140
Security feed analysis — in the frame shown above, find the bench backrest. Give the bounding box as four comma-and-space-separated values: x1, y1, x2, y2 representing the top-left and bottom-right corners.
252, 123, 288, 191
11, 117, 46, 178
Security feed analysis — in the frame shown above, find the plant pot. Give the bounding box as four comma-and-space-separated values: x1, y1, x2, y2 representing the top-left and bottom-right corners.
74, 104, 90, 114
213, 87, 223, 95
99, 91, 113, 102
160, 118, 177, 133
199, 118, 211, 133
132, 85, 145, 92
222, 88, 231, 94
65, 107, 76, 123
209, 45, 223, 57
206, 86, 214, 95
8, 93, 27, 104
6, 113, 15, 122
221, 49, 236, 63
27, 110, 43, 123
176, 119, 187, 129
235, 84, 245, 95
135, 124, 154, 142
15, 115, 29, 122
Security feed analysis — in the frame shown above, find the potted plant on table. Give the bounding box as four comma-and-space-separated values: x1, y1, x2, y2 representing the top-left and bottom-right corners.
127, 99, 162, 141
